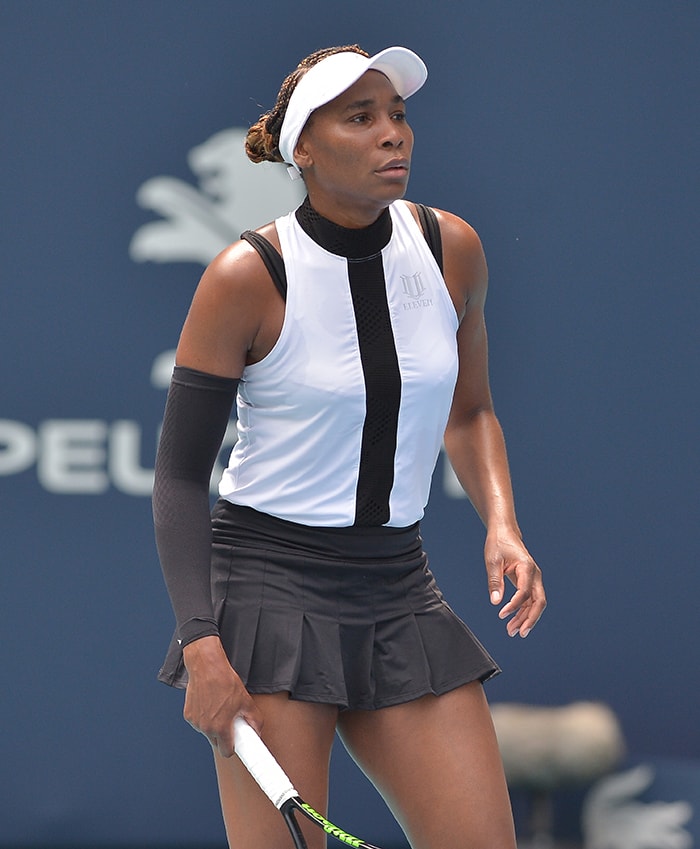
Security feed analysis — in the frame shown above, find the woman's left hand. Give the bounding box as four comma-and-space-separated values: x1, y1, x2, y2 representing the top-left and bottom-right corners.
484, 530, 546, 637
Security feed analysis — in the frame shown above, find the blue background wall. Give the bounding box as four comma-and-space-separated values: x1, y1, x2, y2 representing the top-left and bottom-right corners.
1, 1, 698, 845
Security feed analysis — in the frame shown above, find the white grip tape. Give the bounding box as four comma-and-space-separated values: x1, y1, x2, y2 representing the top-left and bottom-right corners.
233, 717, 298, 809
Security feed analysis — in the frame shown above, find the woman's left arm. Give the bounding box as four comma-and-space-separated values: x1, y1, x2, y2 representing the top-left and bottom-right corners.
437, 210, 546, 638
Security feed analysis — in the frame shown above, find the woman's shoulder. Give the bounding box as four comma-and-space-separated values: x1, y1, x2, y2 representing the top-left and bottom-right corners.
403, 201, 482, 254
177, 222, 286, 374
404, 202, 487, 312
405, 201, 485, 267
406, 203, 481, 248
201, 222, 281, 293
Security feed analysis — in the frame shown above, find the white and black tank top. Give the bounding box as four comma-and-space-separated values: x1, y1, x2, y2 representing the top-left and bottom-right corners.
219, 197, 459, 528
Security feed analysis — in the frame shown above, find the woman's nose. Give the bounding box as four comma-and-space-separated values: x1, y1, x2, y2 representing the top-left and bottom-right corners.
379, 121, 404, 148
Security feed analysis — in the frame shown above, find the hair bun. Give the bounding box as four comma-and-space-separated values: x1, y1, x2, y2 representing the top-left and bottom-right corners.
244, 115, 282, 164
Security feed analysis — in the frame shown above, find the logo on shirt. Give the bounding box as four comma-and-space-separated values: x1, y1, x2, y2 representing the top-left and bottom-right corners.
401, 272, 433, 310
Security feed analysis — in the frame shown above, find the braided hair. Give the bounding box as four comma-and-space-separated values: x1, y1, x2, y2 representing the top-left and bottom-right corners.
245, 44, 369, 164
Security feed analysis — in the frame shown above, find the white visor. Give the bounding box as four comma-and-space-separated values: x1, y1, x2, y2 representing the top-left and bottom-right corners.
278, 46, 427, 171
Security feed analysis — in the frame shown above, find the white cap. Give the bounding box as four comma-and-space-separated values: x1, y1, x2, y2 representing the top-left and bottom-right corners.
278, 47, 428, 172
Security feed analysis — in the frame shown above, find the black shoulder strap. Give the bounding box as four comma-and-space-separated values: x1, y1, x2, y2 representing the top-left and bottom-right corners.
240, 230, 287, 301
414, 203, 443, 274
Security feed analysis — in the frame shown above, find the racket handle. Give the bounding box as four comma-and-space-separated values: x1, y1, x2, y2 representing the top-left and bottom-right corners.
233, 716, 299, 810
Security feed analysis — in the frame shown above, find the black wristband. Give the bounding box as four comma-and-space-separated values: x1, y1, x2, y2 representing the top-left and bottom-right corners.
153, 366, 239, 647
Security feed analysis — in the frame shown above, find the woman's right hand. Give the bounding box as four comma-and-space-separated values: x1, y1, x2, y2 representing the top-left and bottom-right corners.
182, 635, 263, 757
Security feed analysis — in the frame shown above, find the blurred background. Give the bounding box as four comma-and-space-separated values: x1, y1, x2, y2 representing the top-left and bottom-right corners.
1, 1, 698, 846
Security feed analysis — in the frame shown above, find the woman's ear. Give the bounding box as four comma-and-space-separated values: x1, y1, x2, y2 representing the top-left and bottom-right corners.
293, 132, 314, 171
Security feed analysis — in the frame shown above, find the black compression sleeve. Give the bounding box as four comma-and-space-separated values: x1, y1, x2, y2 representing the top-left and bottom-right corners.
152, 366, 239, 648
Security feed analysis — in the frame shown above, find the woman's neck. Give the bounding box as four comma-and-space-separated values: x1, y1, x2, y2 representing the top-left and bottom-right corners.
295, 196, 393, 259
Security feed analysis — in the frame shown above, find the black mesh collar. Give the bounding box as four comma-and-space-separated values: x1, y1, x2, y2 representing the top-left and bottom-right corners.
295, 196, 393, 260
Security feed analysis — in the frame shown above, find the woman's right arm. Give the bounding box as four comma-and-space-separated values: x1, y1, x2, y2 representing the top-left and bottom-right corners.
154, 239, 281, 755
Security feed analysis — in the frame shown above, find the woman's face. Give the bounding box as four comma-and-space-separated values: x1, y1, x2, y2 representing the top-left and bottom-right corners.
294, 70, 415, 226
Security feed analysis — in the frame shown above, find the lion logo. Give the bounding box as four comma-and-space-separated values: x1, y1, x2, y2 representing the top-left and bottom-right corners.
130, 127, 304, 267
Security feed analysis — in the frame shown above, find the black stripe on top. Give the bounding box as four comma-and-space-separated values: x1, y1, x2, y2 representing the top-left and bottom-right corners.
347, 254, 402, 526
293, 198, 402, 526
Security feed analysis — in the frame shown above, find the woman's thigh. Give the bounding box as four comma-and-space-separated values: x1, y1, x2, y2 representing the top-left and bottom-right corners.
337, 681, 516, 849
214, 693, 338, 849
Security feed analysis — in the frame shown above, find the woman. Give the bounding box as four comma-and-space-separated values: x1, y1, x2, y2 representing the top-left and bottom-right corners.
153, 44, 546, 849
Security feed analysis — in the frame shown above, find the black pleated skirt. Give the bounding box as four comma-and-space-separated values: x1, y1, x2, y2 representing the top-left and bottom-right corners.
158, 500, 500, 710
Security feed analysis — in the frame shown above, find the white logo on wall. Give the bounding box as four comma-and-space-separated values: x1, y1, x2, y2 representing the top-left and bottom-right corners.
582, 765, 693, 849
129, 127, 304, 265
0, 129, 301, 496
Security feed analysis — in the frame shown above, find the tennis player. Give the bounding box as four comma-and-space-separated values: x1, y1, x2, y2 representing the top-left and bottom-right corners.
153, 44, 546, 849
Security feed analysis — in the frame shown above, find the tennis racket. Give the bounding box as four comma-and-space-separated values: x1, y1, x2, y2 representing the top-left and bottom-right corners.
233, 716, 387, 849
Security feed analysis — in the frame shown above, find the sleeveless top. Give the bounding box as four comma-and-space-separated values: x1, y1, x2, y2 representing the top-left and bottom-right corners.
218, 198, 459, 528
